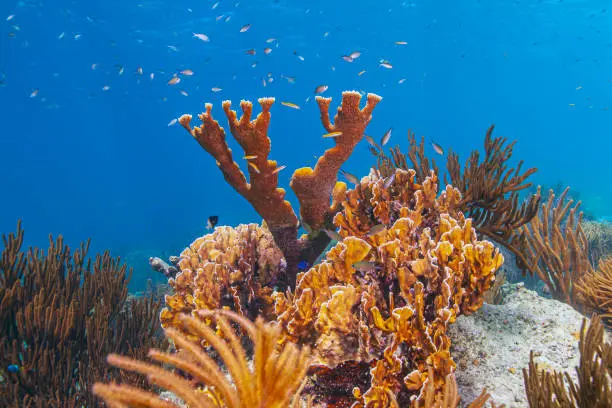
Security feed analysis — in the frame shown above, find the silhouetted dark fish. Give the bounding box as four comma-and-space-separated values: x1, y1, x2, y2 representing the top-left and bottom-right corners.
323, 229, 343, 241
207, 215, 219, 229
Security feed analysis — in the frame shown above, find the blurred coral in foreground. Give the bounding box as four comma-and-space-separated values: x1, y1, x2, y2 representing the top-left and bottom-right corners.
94, 309, 311, 408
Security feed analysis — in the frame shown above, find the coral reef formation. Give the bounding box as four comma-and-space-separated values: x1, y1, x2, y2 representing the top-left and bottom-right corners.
160, 224, 283, 339
376, 126, 540, 275
523, 315, 611, 407
272, 168, 502, 406
0, 221, 166, 407
94, 309, 311, 408
179, 91, 381, 287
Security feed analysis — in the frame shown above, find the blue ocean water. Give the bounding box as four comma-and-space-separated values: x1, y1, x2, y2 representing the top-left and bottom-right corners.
0, 0, 610, 291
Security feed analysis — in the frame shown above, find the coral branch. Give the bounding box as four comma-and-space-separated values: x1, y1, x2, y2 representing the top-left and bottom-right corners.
291, 91, 382, 231
180, 91, 381, 288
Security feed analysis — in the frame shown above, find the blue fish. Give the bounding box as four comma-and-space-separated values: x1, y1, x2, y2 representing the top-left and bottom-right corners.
7, 364, 19, 373
297, 260, 310, 270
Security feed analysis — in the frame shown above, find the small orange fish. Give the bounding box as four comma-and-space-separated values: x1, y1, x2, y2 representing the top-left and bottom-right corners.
248, 162, 260, 174
314, 84, 328, 94
245, 49, 256, 55
281, 101, 300, 109
264, 47, 272, 55
322, 131, 343, 138
240, 24, 251, 33
271, 165, 286, 175
180, 69, 194, 76
167, 76, 180, 85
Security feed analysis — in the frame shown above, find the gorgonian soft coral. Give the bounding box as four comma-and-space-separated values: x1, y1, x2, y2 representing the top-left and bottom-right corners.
272, 168, 503, 407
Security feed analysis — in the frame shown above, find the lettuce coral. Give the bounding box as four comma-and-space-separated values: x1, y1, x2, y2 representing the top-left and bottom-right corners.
272, 168, 502, 406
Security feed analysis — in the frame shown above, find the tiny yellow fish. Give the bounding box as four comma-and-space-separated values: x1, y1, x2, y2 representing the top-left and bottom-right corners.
358, 70, 366, 76
243, 155, 258, 160
248, 162, 260, 174
281, 101, 300, 109
271, 165, 286, 175
240, 24, 251, 33
167, 76, 181, 85
322, 131, 343, 138
395, 41, 408, 45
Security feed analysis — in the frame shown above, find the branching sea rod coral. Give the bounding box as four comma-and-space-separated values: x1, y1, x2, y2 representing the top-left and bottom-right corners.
273, 168, 503, 406
179, 91, 381, 287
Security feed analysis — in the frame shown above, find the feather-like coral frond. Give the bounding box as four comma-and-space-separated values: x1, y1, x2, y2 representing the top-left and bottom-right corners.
94, 309, 311, 408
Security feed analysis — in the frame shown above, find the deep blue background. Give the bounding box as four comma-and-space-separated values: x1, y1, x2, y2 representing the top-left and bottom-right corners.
1, 0, 610, 290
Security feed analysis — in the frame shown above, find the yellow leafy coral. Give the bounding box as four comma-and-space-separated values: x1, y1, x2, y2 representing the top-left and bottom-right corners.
273, 168, 503, 406
161, 224, 283, 338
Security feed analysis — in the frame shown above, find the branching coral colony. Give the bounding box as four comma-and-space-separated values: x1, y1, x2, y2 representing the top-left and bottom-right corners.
95, 90, 610, 407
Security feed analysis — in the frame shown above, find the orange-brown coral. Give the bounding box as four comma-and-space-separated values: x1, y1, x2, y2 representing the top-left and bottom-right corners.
160, 224, 283, 337
179, 91, 381, 287
272, 168, 503, 406
94, 309, 311, 408
576, 257, 612, 326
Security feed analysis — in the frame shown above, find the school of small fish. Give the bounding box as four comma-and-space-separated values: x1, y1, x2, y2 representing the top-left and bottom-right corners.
2, 1, 605, 168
